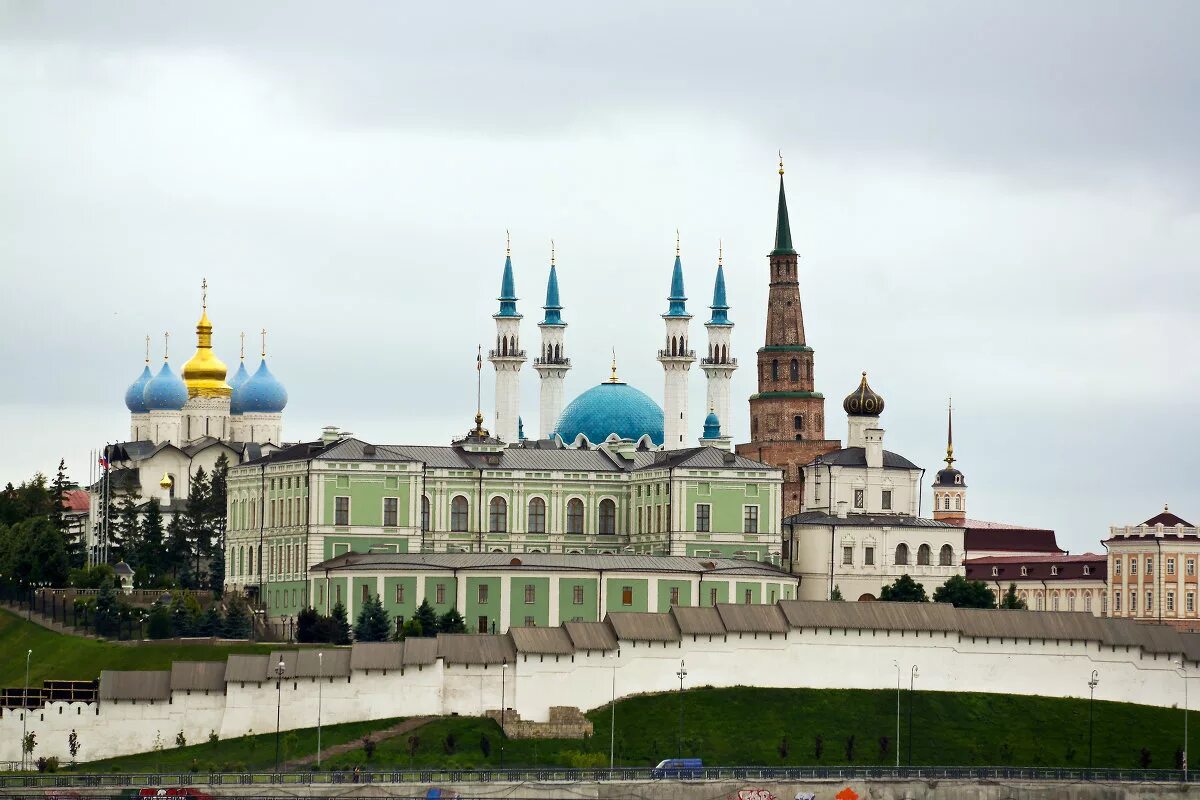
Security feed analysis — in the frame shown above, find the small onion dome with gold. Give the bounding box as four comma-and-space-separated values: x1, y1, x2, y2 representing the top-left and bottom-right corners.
843, 372, 885, 417
181, 306, 232, 399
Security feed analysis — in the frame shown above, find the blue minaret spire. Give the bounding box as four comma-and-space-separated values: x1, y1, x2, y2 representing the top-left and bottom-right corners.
542, 256, 563, 325
709, 242, 730, 325
665, 229, 689, 318
496, 230, 520, 318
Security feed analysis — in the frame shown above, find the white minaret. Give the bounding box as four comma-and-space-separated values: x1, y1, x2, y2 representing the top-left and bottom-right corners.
658, 234, 696, 450
489, 233, 525, 444
701, 243, 736, 438
534, 242, 570, 439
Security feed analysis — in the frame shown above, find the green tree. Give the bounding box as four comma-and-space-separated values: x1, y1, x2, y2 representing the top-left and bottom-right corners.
199, 605, 224, 636
28, 518, 70, 586
169, 592, 202, 636
354, 594, 392, 641
222, 595, 251, 639
413, 599, 439, 637
880, 574, 928, 602
830, 585, 845, 601
208, 455, 229, 590
68, 563, 115, 589
296, 607, 321, 642
92, 577, 123, 637
109, 493, 141, 564
147, 602, 173, 639
396, 617, 423, 640
438, 607, 467, 633
50, 461, 83, 568
166, 513, 194, 587
330, 602, 352, 645
184, 467, 211, 583
133, 500, 166, 585
999, 583, 1027, 610
933, 575, 996, 608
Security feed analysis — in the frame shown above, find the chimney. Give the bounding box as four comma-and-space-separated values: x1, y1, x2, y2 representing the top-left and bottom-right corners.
836, 500, 849, 519
864, 427, 884, 469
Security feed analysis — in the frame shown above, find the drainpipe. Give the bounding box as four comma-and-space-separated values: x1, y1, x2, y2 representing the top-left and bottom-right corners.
829, 525, 836, 600
598, 568, 605, 620
419, 461, 428, 553
1156, 537, 1163, 623
668, 467, 675, 557
477, 469, 484, 553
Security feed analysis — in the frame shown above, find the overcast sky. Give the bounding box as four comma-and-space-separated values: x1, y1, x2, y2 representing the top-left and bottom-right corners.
2, 1, 1197, 554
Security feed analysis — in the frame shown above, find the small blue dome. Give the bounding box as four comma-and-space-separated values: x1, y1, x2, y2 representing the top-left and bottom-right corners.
228, 361, 251, 391
142, 362, 188, 411
231, 359, 288, 414
124, 365, 153, 413
553, 381, 664, 446
703, 411, 721, 439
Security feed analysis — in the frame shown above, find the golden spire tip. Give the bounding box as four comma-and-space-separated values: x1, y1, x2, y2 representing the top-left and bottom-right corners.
609, 348, 619, 382
778, 150, 785, 176
551, 238, 555, 267
260, 328, 267, 358
201, 277, 208, 310
675, 228, 680, 257
239, 331, 245, 361
505, 229, 511, 258
163, 331, 170, 361
144, 334, 150, 365
718, 238, 723, 267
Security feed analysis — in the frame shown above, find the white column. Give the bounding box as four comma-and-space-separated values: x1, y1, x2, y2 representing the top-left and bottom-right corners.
535, 322, 570, 439
659, 316, 695, 450
701, 321, 736, 437
491, 315, 525, 444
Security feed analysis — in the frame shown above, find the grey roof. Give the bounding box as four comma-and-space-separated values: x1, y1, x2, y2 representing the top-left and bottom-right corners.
402, 637, 439, 665
310, 551, 788, 578
564, 621, 619, 651
224, 654, 270, 683
779, 600, 959, 632
294, 649, 351, 678
268, 651, 299, 678
784, 511, 956, 529
351, 642, 404, 672
716, 603, 790, 634
437, 634, 517, 665
511, 626, 576, 655
956, 608, 1107, 642
99, 670, 171, 701
236, 436, 777, 475
809, 447, 920, 470
670, 606, 726, 636
606, 611, 680, 642
169, 661, 227, 692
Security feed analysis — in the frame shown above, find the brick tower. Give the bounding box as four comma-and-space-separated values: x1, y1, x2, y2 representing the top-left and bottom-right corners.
735, 159, 840, 517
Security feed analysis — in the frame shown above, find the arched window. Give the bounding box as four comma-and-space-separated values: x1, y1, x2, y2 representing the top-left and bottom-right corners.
247, 546, 254, 577
771, 360, 779, 381
793, 415, 804, 431
501, 337, 508, 356
450, 496, 469, 532
421, 495, 430, 531
722, 344, 728, 363
954, 496, 961, 511
528, 497, 546, 533
489, 496, 508, 533
566, 498, 584, 534
943, 496, 951, 510
790, 359, 799, 382
598, 499, 616, 535
895, 543, 909, 566
939, 544, 953, 566
917, 544, 932, 566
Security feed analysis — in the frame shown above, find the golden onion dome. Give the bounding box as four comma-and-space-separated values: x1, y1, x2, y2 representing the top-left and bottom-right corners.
181, 294, 232, 399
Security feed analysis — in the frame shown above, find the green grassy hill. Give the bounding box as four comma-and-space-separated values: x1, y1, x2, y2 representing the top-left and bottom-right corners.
0, 608, 285, 686
59, 686, 1189, 772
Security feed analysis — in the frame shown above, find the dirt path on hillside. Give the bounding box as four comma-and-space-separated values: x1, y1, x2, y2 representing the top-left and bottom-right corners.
281, 716, 436, 769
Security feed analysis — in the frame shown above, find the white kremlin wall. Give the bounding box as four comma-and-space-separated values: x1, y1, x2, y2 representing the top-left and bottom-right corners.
0, 625, 1188, 764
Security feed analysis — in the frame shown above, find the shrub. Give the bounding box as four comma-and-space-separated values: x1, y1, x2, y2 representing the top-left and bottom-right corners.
845, 734, 856, 761
361, 735, 377, 759
443, 733, 457, 754
480, 734, 492, 758
878, 736, 890, 758
813, 734, 823, 760
777, 736, 789, 759
35, 756, 59, 773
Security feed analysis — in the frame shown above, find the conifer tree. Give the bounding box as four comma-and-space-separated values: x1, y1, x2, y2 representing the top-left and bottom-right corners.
414, 599, 439, 637
199, 605, 224, 636
166, 513, 193, 586
48, 459, 68, 533
134, 500, 166, 585
330, 601, 352, 645
185, 467, 211, 580
354, 594, 391, 641
438, 607, 466, 634
222, 596, 251, 639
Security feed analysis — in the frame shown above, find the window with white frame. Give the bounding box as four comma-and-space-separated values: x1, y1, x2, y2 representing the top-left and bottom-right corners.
1168, 558, 1177, 575
524, 584, 536, 604
489, 496, 508, 533
854, 489, 865, 509
567, 498, 585, 534
573, 585, 584, 604
743, 506, 759, 533
864, 546, 875, 566
881, 490, 892, 511
1114, 591, 1122, 612
598, 499, 617, 535
383, 497, 398, 527
334, 496, 350, 526
1168, 592, 1176, 613
477, 584, 489, 603
1115, 559, 1121, 575
696, 504, 711, 533
435, 583, 445, 604
842, 546, 853, 566
450, 496, 468, 532
527, 497, 547, 533
1189, 593, 1196, 614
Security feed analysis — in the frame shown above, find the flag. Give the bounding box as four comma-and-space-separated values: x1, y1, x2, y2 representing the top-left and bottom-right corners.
98, 454, 109, 470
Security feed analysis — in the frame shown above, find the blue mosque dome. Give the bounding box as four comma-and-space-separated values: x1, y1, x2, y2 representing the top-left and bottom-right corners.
124, 365, 153, 413
228, 360, 251, 391
553, 377, 664, 446
142, 362, 188, 411
231, 359, 288, 414
702, 410, 721, 439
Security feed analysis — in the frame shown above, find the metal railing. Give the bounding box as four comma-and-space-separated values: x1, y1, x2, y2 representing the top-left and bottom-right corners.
0, 765, 1194, 788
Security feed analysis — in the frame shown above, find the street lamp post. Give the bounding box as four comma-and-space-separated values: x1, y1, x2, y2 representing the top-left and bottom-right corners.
21, 649, 31, 772
892, 660, 900, 768
1088, 670, 1099, 772
274, 658, 285, 773
500, 662, 507, 769
676, 660, 687, 758
316, 652, 323, 769
908, 665, 919, 766
610, 648, 621, 769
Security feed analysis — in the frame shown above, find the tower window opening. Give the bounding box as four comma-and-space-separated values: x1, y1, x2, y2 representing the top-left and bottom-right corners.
771, 360, 779, 381
790, 359, 799, 382
794, 415, 804, 430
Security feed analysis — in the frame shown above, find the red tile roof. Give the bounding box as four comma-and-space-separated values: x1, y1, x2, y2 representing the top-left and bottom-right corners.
964, 523, 1064, 555
964, 553, 1107, 582
61, 489, 89, 513
1141, 510, 1193, 527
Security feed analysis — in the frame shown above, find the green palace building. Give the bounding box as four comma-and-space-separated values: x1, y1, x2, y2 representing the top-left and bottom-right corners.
226, 424, 786, 622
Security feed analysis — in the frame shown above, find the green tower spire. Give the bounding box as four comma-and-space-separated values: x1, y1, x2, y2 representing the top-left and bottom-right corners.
771, 155, 796, 256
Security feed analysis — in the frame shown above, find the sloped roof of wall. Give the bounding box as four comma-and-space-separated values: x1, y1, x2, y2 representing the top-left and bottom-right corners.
100, 670, 171, 701
293, 649, 350, 677
402, 638, 439, 665
670, 606, 726, 636
511, 626, 575, 655
779, 600, 958, 632
564, 621, 619, 651
436, 634, 517, 665
717, 603, 790, 634
606, 611, 680, 642
351, 642, 404, 671
224, 654, 270, 683
170, 661, 227, 692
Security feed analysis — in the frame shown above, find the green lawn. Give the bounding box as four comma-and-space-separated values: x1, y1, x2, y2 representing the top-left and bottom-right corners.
0, 608, 289, 686
153, 687, 1183, 772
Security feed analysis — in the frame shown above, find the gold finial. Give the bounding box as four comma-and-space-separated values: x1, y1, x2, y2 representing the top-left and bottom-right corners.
260, 328, 267, 358
201, 277, 208, 310
239, 331, 245, 361
506, 229, 511, 258
474, 344, 485, 433
163, 331, 170, 361
675, 229, 680, 257
945, 396, 955, 468
718, 238, 723, 267
144, 335, 151, 365
551, 238, 555, 267
159, 472, 173, 490
609, 348, 620, 383
778, 150, 785, 175
1165, 503, 1170, 512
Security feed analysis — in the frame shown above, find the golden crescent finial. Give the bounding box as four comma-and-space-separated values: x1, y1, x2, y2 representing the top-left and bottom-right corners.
144, 335, 151, 365
506, 229, 511, 257
551, 238, 555, 267
675, 229, 680, 257
163, 331, 170, 361
718, 238, 723, 267
260, 328, 267, 358
778, 150, 785, 175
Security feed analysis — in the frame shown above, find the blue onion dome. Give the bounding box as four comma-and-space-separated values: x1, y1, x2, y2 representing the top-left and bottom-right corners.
553, 379, 664, 446
231, 359, 288, 414
702, 410, 721, 439
142, 362, 188, 411
228, 360, 251, 391
843, 372, 884, 417
124, 365, 153, 413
